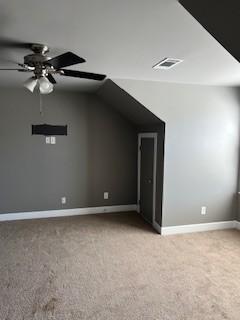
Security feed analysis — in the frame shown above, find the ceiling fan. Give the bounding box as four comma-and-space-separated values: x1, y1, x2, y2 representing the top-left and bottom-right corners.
0, 42, 106, 94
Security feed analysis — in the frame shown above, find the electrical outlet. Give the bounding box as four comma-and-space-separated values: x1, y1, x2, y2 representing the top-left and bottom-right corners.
201, 206, 207, 215
46, 136, 51, 144
61, 197, 66, 204
104, 192, 109, 200
51, 136, 56, 144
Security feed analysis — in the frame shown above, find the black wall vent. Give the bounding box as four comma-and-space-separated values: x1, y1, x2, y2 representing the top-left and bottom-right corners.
32, 124, 68, 136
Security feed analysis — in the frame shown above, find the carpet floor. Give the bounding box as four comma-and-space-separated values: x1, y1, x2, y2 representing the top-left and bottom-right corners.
0, 212, 240, 320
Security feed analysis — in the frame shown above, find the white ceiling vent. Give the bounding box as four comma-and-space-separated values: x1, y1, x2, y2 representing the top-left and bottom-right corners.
153, 58, 183, 69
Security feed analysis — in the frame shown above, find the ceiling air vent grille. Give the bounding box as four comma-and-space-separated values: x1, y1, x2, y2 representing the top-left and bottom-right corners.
153, 58, 183, 69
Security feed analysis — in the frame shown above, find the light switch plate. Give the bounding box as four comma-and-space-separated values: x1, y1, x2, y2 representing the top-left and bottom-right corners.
104, 192, 109, 200
46, 136, 51, 144
51, 136, 56, 144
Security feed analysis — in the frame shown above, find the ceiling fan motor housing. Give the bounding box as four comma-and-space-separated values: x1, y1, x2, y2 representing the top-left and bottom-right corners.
24, 53, 51, 66
24, 44, 52, 77
23, 43, 51, 76
24, 53, 52, 77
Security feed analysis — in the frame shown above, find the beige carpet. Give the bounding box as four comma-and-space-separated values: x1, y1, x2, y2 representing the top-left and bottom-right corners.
0, 212, 240, 320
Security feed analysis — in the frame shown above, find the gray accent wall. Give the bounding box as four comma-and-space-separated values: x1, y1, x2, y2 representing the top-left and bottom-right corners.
98, 80, 165, 226
0, 88, 137, 214
114, 79, 240, 227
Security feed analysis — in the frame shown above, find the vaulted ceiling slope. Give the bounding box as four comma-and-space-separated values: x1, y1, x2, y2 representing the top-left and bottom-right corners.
0, 0, 240, 90
179, 0, 240, 63
97, 80, 163, 126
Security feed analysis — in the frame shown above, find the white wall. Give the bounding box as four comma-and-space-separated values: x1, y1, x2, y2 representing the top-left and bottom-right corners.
114, 79, 240, 226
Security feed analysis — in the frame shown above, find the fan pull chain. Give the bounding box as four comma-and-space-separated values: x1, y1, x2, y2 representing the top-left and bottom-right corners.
39, 89, 43, 116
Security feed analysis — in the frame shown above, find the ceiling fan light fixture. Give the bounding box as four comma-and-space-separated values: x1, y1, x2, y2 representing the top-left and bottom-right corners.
0, 43, 106, 94
23, 76, 38, 92
38, 76, 54, 94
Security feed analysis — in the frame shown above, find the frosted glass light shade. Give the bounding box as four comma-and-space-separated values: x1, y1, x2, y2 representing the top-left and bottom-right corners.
23, 77, 38, 92
39, 76, 53, 94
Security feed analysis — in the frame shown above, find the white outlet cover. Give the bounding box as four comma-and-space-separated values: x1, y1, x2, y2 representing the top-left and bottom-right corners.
201, 206, 207, 215
104, 192, 109, 200
51, 136, 56, 144
61, 197, 66, 204
46, 137, 51, 144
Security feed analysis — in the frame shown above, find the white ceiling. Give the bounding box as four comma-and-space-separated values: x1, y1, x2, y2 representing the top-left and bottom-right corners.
0, 0, 240, 91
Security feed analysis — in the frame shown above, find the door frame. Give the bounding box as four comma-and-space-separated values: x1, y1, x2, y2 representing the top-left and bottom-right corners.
138, 132, 159, 231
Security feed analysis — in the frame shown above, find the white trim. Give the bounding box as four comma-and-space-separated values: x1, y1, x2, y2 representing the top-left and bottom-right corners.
235, 220, 240, 230
161, 220, 236, 235
0, 204, 137, 222
138, 132, 160, 233
153, 221, 162, 234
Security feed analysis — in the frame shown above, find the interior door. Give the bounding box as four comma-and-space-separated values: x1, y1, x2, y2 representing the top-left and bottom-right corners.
139, 137, 154, 224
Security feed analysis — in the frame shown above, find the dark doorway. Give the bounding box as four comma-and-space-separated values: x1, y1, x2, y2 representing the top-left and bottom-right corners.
138, 133, 159, 232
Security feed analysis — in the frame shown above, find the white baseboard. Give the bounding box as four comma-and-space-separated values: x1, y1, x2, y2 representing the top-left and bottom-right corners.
0, 204, 137, 222
161, 220, 236, 235
235, 220, 240, 230
1, 207, 239, 235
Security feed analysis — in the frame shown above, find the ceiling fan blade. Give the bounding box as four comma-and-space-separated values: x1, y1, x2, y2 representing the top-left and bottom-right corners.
0, 68, 26, 71
47, 74, 57, 84
60, 69, 106, 81
0, 37, 32, 50
0, 38, 33, 66
46, 52, 86, 69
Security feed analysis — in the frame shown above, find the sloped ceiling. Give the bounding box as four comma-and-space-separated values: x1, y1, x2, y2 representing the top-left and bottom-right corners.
0, 0, 240, 91
97, 80, 163, 126
180, 0, 240, 63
